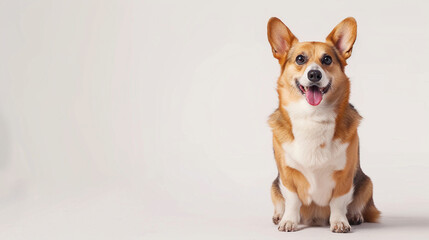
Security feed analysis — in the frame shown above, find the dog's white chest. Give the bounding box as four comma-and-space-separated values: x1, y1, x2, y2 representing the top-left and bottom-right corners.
282, 101, 349, 206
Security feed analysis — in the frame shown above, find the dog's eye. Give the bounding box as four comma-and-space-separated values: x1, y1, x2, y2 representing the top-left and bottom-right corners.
321, 55, 332, 65
295, 55, 306, 65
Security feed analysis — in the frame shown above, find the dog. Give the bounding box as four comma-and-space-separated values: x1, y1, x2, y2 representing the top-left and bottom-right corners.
267, 17, 380, 233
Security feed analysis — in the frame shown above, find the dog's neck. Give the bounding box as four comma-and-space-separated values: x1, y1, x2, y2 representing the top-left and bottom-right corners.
278, 91, 357, 143
282, 100, 337, 124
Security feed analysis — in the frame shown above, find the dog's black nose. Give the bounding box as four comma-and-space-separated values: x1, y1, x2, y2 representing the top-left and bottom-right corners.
307, 70, 322, 82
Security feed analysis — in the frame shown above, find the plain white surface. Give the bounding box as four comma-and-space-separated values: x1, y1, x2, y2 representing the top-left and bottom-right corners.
0, 0, 429, 239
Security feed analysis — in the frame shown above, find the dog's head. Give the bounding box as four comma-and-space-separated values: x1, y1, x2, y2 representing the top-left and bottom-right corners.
267, 17, 357, 107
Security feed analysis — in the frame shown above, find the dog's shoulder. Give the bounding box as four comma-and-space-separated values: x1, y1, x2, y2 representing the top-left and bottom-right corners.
334, 103, 362, 141
268, 108, 294, 143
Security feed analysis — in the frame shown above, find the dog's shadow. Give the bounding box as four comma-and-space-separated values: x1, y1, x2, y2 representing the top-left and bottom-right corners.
294, 215, 429, 232
354, 215, 429, 231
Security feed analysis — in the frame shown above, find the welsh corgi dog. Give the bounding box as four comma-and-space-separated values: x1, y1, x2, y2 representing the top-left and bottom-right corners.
267, 17, 380, 233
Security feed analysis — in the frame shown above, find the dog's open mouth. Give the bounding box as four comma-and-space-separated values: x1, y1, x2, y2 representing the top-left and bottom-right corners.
296, 80, 331, 106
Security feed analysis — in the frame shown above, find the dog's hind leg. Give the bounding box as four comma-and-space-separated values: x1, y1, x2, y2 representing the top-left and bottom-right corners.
347, 167, 381, 224
271, 174, 285, 225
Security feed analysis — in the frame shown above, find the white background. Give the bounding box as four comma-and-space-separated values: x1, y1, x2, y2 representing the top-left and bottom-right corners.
0, 0, 429, 239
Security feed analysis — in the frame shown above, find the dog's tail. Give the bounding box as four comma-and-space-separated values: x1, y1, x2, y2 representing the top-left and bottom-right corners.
362, 198, 381, 223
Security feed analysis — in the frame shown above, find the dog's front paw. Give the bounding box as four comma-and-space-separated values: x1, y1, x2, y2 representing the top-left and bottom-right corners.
330, 220, 351, 233
278, 220, 298, 232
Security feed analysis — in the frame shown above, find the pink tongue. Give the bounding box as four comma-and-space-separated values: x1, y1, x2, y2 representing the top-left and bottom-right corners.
306, 86, 323, 106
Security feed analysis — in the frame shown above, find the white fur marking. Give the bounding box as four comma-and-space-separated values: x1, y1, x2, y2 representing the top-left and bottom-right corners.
282, 99, 349, 206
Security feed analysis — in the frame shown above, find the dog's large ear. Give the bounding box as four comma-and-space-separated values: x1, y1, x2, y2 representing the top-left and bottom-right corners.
267, 17, 298, 62
326, 17, 357, 60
